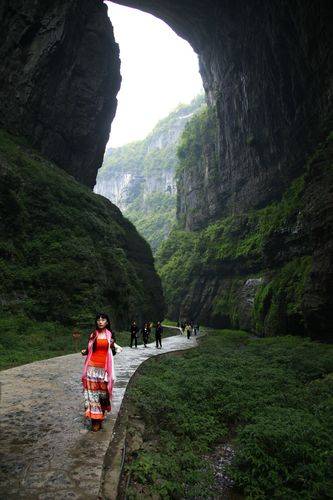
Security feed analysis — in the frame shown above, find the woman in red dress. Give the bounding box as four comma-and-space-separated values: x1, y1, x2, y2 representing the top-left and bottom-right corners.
81, 313, 116, 432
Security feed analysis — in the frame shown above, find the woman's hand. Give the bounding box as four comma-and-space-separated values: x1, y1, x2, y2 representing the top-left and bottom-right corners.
81, 348, 88, 356
114, 342, 123, 353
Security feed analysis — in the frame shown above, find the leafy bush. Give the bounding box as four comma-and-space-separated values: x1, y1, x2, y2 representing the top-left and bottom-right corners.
123, 330, 333, 498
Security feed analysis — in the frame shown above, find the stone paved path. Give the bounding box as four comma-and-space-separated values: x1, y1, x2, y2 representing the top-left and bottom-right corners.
0, 328, 198, 499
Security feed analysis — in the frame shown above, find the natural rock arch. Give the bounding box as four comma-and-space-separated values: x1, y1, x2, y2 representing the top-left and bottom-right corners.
1, 0, 331, 199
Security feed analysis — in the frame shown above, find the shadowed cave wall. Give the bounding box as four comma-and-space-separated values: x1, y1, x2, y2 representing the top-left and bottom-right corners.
113, 0, 332, 338
0, 0, 332, 335
0, 0, 121, 188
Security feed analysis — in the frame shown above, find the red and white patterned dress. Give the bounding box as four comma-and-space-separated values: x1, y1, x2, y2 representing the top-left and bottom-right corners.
82, 330, 115, 421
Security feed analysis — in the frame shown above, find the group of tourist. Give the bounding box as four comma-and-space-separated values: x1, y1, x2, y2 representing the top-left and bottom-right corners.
178, 320, 200, 339
130, 320, 163, 349
81, 313, 200, 432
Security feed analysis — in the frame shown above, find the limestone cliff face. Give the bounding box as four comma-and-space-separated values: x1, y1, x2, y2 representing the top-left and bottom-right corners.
95, 99, 202, 209
95, 97, 205, 252
1, 0, 332, 335
115, 0, 332, 226
2, 0, 331, 204
0, 0, 121, 188
114, 0, 332, 339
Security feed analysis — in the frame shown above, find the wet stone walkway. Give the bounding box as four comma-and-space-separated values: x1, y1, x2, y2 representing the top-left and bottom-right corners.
0, 328, 198, 499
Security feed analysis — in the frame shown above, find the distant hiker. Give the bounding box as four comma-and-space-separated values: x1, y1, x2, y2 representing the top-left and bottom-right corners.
142, 322, 150, 347
81, 313, 118, 432
185, 322, 192, 340
155, 321, 163, 349
130, 320, 139, 348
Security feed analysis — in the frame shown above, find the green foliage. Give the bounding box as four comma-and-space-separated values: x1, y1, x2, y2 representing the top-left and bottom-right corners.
199, 173, 305, 265
124, 330, 333, 498
176, 104, 218, 179
98, 96, 206, 253
156, 229, 200, 307
0, 129, 163, 329
126, 193, 176, 254
254, 256, 312, 335
0, 314, 75, 369
232, 407, 332, 499
156, 171, 307, 329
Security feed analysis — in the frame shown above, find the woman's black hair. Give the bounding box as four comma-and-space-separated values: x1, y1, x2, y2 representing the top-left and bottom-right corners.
95, 312, 111, 330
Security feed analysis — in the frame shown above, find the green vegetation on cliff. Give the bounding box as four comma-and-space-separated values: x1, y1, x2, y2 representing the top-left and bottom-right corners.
156, 171, 309, 332
96, 95, 205, 253
121, 330, 333, 499
176, 104, 218, 178
0, 130, 164, 331
157, 97, 332, 339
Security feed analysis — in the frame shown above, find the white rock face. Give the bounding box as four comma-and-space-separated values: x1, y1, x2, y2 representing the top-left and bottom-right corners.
95, 172, 132, 211
94, 97, 205, 253
144, 169, 176, 198
94, 97, 205, 214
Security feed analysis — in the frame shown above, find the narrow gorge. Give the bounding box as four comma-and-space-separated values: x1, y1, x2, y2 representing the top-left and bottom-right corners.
95, 95, 205, 252
114, 0, 333, 341
0, 1, 332, 498
0, 0, 332, 342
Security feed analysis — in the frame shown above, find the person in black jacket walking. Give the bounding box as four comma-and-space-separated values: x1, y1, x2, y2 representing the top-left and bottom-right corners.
155, 321, 163, 349
130, 320, 139, 348
141, 322, 150, 347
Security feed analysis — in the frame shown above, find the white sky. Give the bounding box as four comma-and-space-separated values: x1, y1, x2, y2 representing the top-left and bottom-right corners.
106, 2, 203, 148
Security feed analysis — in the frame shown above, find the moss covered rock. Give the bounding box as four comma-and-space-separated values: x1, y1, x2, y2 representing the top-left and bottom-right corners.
157, 131, 333, 341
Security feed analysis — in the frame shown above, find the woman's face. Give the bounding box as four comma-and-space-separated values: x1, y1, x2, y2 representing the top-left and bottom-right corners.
97, 317, 108, 329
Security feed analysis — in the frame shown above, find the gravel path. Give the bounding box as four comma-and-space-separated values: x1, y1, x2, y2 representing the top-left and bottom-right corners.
0, 328, 198, 499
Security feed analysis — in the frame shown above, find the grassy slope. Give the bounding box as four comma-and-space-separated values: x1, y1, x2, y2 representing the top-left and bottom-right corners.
121, 330, 333, 499
0, 129, 165, 367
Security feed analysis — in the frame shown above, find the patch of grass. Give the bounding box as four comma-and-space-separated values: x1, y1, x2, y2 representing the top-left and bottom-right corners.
0, 314, 75, 369
161, 318, 177, 326
122, 330, 333, 499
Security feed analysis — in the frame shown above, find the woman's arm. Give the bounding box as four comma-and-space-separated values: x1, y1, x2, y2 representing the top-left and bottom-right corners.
81, 331, 95, 355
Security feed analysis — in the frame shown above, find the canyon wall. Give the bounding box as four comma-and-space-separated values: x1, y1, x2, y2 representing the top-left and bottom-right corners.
0, 0, 165, 327
0, 130, 165, 327
114, 0, 332, 225
0, 0, 121, 188
95, 97, 205, 252
110, 0, 331, 339
1, 0, 332, 336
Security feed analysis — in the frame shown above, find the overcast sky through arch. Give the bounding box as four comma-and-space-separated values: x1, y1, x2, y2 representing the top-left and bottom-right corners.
106, 2, 204, 148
